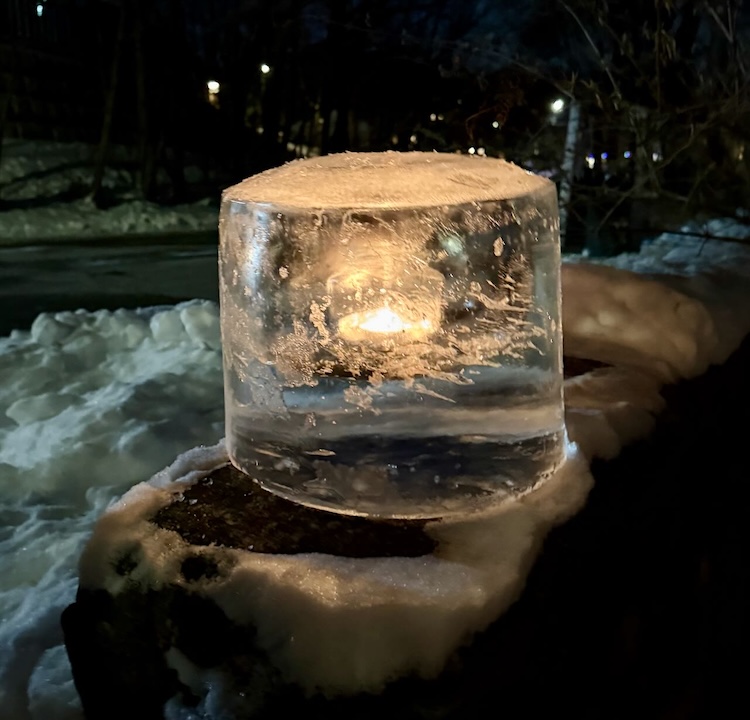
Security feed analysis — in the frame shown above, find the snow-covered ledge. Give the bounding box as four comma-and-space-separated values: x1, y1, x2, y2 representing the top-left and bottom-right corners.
61, 236, 750, 718
72, 440, 590, 703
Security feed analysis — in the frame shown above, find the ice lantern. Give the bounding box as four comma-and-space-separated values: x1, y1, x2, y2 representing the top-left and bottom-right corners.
219, 152, 565, 519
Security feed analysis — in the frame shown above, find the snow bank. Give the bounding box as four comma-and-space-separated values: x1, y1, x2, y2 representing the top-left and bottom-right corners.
0, 301, 224, 718
567, 218, 750, 363
0, 139, 217, 243
0, 140, 95, 187
0, 301, 223, 502
561, 218, 750, 459
0, 197, 217, 242
561, 263, 717, 382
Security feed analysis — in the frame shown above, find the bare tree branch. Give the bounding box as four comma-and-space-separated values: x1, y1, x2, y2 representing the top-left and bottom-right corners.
559, 0, 622, 107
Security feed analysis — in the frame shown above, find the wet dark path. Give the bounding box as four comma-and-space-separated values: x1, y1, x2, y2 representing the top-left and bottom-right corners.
0, 235, 218, 336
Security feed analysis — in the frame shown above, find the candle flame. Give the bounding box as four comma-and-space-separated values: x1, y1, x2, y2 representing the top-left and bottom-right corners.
360, 307, 412, 333
340, 306, 433, 340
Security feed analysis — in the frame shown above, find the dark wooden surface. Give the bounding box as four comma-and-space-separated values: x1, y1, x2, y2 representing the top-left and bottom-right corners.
154, 462, 437, 558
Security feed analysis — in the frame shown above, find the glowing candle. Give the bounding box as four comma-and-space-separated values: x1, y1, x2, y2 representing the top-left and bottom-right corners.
338, 305, 436, 343
329, 265, 445, 346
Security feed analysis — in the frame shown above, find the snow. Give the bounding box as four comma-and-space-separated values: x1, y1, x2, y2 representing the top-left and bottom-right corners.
0, 301, 224, 719
0, 196, 218, 243
562, 263, 718, 382
0, 201, 748, 716
80, 440, 591, 701
0, 140, 216, 243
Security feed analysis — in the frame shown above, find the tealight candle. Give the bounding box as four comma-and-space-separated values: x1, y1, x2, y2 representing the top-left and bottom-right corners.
329, 264, 445, 346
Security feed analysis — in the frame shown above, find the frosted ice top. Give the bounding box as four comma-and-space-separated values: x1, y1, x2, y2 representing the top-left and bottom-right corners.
225, 152, 551, 210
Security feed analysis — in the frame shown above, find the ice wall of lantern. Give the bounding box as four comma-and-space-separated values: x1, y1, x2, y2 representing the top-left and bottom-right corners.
219, 152, 565, 519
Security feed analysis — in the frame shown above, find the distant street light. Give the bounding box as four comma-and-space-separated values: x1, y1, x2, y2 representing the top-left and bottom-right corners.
550, 98, 565, 114
260, 63, 271, 75
207, 80, 220, 108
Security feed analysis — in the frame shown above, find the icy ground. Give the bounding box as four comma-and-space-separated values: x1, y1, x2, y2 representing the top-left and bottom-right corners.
0, 220, 749, 718
0, 139, 217, 243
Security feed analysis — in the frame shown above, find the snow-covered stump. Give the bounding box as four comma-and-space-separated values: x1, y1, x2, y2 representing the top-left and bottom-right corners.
62, 439, 594, 719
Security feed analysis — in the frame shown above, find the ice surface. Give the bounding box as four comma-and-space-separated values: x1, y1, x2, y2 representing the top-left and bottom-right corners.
1, 217, 750, 718
226, 152, 551, 209
27, 645, 81, 720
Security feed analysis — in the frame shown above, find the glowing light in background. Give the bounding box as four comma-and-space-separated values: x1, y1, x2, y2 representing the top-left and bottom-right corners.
585, 154, 596, 169
207, 80, 220, 108
550, 98, 565, 114
260, 63, 271, 74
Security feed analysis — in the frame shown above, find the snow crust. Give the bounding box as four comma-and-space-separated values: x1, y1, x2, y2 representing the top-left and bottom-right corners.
0, 214, 749, 717
227, 152, 551, 209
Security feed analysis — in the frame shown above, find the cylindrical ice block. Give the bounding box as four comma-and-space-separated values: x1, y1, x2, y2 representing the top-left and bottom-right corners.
219, 152, 564, 518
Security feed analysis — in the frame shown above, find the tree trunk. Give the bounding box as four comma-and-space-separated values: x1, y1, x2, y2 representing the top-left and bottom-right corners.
0, 87, 11, 172
133, 0, 151, 198
0, 40, 18, 173
91, 5, 126, 207
559, 99, 580, 247
320, 0, 348, 155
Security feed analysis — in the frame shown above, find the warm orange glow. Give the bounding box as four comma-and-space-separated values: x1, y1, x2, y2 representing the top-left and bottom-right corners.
339, 306, 433, 342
